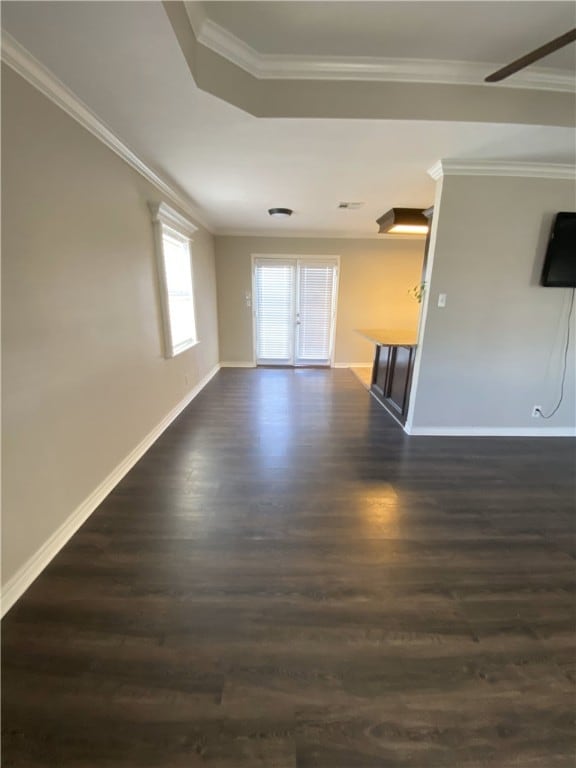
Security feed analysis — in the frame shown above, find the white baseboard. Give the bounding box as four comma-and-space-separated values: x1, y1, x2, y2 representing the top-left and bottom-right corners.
220, 362, 373, 369
1, 364, 220, 617
405, 425, 576, 437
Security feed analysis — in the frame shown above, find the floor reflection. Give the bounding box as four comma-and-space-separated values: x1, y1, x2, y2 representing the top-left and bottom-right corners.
354, 483, 401, 538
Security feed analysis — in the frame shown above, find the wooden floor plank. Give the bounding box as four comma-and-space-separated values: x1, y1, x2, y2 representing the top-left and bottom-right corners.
2, 368, 575, 767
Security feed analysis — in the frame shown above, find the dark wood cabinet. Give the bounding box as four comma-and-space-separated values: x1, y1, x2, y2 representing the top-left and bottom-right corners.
388, 346, 413, 416
372, 344, 391, 399
370, 344, 415, 425
358, 330, 419, 427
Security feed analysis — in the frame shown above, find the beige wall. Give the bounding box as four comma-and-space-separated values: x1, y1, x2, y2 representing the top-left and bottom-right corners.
409, 173, 575, 431
1, 67, 219, 586
215, 236, 425, 365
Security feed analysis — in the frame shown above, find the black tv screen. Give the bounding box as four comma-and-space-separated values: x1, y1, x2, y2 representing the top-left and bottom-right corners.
541, 212, 576, 287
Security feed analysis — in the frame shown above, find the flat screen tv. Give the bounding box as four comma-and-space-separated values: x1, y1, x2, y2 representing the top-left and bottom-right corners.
540, 212, 576, 287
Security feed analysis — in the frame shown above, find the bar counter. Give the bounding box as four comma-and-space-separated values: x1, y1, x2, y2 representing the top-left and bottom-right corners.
356, 327, 418, 425
356, 328, 418, 348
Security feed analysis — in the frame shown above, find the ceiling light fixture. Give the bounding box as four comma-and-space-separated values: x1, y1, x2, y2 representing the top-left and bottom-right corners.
377, 208, 429, 235
268, 207, 293, 218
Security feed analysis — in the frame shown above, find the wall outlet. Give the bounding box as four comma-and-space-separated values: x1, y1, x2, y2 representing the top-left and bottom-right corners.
532, 405, 542, 418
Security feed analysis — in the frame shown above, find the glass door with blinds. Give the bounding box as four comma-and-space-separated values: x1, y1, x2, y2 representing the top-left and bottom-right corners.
253, 257, 339, 367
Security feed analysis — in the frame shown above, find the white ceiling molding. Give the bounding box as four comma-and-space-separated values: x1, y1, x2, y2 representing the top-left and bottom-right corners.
258, 59, 574, 92
149, 202, 198, 237
182, 0, 206, 37
428, 159, 576, 181
1, 30, 213, 232
187, 11, 574, 93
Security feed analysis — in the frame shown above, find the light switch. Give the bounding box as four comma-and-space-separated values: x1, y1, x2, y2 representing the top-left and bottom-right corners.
438, 293, 447, 308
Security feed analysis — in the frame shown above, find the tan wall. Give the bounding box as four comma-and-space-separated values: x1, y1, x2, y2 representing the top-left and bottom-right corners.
1, 67, 219, 586
215, 236, 425, 364
410, 174, 575, 431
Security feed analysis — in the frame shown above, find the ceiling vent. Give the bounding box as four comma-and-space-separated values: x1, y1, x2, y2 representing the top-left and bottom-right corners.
338, 202, 364, 210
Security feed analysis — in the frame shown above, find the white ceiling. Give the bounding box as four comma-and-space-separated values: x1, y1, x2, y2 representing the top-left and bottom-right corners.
199, 1, 576, 68
2, 1, 575, 237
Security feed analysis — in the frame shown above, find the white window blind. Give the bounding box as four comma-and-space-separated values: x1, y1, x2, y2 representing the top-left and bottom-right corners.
296, 263, 337, 363
254, 260, 295, 362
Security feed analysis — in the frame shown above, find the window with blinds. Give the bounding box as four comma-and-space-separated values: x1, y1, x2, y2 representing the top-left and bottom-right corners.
253, 257, 338, 366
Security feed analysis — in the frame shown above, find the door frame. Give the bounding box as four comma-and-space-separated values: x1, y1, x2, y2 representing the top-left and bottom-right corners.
251, 254, 341, 367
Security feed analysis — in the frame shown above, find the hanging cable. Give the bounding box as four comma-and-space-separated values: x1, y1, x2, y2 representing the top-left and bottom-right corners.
538, 287, 575, 419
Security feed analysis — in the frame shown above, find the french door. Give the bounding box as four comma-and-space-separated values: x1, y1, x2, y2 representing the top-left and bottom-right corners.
253, 257, 339, 366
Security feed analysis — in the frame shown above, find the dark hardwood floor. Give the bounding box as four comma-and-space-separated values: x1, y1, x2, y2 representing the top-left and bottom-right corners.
2, 368, 575, 767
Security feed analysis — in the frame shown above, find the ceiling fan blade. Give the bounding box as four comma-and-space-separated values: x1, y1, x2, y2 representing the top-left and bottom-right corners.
485, 28, 576, 82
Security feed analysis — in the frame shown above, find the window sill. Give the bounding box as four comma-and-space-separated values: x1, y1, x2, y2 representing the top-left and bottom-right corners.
167, 339, 200, 359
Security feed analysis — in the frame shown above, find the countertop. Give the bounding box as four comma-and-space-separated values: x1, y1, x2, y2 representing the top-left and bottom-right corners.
356, 328, 418, 347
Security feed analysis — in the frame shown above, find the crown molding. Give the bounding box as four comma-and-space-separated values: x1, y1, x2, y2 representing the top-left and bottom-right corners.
188, 11, 574, 93
428, 159, 576, 181
260, 56, 574, 92
1, 31, 213, 232
199, 17, 263, 73
183, 0, 206, 37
